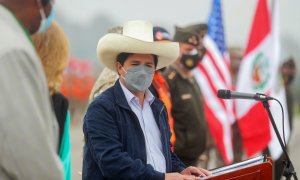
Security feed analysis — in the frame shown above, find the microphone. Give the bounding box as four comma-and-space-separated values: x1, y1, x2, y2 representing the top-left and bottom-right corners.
217, 89, 274, 101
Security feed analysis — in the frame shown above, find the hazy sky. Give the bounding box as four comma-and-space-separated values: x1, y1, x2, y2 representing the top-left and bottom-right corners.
56, 0, 300, 59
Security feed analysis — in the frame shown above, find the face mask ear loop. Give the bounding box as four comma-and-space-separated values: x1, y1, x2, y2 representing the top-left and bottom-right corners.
118, 62, 127, 80
37, 0, 47, 20
121, 66, 127, 74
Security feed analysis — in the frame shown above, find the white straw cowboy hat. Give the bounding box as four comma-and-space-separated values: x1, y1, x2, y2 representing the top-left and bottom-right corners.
97, 20, 179, 72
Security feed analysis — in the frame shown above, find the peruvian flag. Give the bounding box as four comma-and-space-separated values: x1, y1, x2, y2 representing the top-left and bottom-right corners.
236, 0, 289, 159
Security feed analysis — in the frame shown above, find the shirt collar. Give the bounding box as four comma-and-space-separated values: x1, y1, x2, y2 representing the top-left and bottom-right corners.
120, 80, 136, 103
145, 88, 155, 104
119, 80, 155, 105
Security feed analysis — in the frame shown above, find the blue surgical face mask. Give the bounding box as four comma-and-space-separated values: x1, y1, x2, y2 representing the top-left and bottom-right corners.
37, 1, 55, 33
120, 64, 154, 92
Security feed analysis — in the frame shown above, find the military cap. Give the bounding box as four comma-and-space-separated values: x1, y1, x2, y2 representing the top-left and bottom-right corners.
185, 23, 208, 34
173, 26, 199, 46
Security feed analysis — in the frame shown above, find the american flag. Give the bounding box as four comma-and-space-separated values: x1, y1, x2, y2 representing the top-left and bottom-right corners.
193, 0, 234, 164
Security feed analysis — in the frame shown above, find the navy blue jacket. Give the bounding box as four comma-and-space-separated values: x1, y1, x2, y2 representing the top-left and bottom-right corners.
83, 80, 185, 180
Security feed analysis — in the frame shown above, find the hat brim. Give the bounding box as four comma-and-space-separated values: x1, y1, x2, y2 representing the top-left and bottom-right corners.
97, 33, 179, 72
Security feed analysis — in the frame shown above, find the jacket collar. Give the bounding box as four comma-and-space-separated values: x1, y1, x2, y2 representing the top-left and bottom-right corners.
114, 80, 131, 110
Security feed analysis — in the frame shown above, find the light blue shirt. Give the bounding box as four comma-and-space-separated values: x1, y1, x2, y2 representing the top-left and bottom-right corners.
120, 81, 166, 173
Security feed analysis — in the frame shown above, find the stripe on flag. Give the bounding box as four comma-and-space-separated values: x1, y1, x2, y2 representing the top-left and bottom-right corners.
193, 0, 234, 164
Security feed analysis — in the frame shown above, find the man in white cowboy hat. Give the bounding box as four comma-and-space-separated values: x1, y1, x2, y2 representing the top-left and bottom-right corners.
82, 20, 210, 180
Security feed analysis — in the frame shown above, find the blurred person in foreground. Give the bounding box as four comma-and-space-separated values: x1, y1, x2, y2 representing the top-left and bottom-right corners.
0, 0, 63, 179
163, 26, 207, 167
32, 21, 72, 180
82, 20, 210, 180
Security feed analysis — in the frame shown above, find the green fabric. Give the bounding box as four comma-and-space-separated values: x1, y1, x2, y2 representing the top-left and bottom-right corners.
59, 111, 72, 180
15, 19, 33, 46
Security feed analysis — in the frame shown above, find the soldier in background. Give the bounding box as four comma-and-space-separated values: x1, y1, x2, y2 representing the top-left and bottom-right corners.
163, 26, 207, 167
187, 23, 227, 168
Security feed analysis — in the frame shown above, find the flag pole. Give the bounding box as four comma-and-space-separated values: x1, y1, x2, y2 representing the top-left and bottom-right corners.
271, 0, 275, 18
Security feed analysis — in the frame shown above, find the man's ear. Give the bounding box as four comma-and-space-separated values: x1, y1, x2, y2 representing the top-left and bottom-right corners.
116, 62, 122, 75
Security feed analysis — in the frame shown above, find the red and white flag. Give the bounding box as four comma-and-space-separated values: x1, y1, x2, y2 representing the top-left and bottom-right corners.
268, 0, 290, 160
236, 0, 290, 159
193, 0, 234, 164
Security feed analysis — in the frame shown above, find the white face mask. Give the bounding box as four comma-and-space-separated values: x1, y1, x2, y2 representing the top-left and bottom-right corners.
121, 64, 154, 92
36, 0, 55, 33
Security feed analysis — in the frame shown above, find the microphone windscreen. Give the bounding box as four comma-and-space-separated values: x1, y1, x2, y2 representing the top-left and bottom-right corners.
217, 89, 231, 99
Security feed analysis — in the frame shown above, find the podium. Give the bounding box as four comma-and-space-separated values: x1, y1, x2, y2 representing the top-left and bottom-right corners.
204, 155, 272, 180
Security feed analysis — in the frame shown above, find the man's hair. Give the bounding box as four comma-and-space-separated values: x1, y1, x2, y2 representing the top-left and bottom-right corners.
116, 53, 158, 68
42, 0, 51, 6
282, 57, 296, 69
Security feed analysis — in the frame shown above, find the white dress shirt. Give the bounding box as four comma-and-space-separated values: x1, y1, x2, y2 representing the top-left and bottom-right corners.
120, 81, 166, 173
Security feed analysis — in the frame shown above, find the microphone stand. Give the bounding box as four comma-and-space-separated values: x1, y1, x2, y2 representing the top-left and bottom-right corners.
261, 99, 298, 180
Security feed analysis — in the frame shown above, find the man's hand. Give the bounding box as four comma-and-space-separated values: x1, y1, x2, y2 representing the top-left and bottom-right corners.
165, 173, 199, 180
181, 166, 211, 178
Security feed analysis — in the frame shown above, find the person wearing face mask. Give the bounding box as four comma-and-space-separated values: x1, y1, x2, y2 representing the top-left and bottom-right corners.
82, 20, 211, 180
185, 23, 208, 62
88, 26, 177, 155
162, 26, 207, 168
185, 23, 226, 168
0, 0, 63, 179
